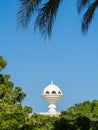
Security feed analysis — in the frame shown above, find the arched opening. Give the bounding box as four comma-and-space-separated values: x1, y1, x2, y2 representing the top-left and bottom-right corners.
52, 91, 56, 94
46, 91, 49, 94
58, 91, 61, 94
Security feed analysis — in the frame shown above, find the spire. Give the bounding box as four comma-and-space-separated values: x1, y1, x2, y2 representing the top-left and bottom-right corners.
51, 80, 53, 85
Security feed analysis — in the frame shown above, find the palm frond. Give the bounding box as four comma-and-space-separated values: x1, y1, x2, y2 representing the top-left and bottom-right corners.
34, 0, 62, 38
17, 0, 42, 28
77, 0, 90, 14
82, 0, 98, 32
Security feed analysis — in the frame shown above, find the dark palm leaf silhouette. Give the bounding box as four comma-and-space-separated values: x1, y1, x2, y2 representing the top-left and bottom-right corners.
17, 0, 62, 38
77, 0, 98, 33
17, 0, 98, 37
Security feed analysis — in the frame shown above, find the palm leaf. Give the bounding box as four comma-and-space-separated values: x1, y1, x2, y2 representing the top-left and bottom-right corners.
17, 0, 42, 28
34, 0, 62, 38
82, 0, 98, 32
77, 0, 91, 14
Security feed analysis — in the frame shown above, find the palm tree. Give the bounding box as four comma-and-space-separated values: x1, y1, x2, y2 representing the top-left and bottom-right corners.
77, 0, 98, 33
17, 0, 63, 38
17, 0, 98, 38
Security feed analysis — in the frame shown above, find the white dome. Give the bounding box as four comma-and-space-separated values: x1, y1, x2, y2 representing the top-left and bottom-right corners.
42, 81, 62, 95
41, 81, 63, 115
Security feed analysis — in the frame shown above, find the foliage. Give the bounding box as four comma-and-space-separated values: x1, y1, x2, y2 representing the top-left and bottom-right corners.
1, 56, 98, 130
23, 100, 98, 130
17, 0, 62, 38
0, 56, 32, 130
60, 100, 98, 130
53, 117, 76, 130
0, 56, 7, 71
17, 0, 98, 38
61, 100, 98, 120
77, 0, 98, 33
76, 116, 90, 130
23, 114, 56, 130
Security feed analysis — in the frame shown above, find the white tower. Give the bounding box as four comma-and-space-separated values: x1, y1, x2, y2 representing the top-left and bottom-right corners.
42, 81, 63, 116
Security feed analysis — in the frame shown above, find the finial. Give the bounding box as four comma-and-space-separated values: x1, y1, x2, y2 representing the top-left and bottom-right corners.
51, 80, 53, 85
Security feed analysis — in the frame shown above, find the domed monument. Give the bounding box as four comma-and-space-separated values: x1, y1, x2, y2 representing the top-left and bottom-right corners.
41, 81, 63, 116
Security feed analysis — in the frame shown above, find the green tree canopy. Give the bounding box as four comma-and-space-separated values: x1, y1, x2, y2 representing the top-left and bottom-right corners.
60, 100, 98, 130
0, 56, 32, 130
0, 56, 7, 71
1, 56, 98, 130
